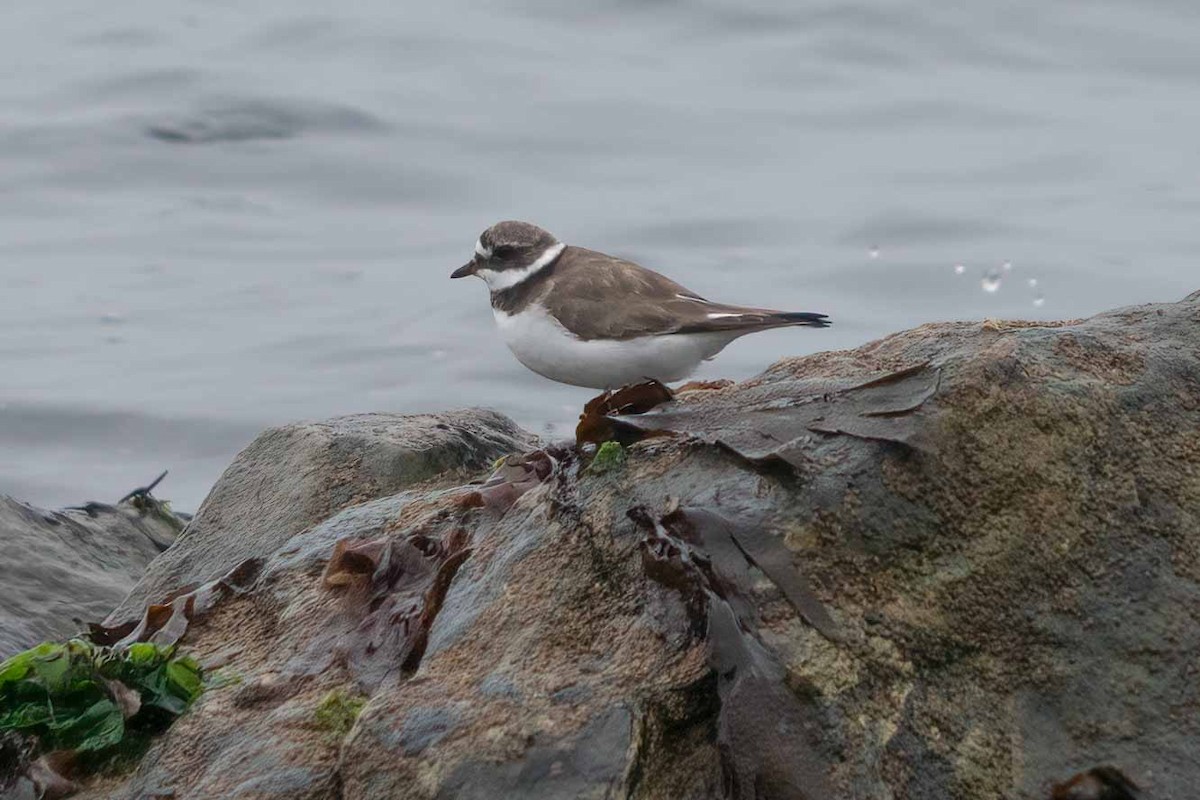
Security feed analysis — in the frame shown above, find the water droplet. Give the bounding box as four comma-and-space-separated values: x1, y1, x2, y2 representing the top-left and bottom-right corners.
981, 270, 1002, 293
954, 264, 966, 275
869, 246, 880, 260
1002, 261, 1013, 272
1027, 278, 1038, 288
1033, 294, 1045, 307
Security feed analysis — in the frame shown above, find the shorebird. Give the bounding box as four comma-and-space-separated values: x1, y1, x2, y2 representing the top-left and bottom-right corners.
451, 220, 829, 389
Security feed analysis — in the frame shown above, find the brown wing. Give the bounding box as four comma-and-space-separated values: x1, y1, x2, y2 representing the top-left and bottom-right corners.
542, 247, 829, 341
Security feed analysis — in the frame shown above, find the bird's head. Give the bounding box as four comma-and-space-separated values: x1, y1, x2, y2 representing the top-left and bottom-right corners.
451, 221, 564, 291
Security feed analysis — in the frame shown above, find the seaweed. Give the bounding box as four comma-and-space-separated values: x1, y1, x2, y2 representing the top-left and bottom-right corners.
613, 362, 943, 465
587, 441, 626, 474
0, 639, 207, 792
576, 380, 674, 445
454, 449, 558, 511
88, 557, 263, 648
628, 505, 835, 799
323, 526, 474, 688
1050, 766, 1139, 799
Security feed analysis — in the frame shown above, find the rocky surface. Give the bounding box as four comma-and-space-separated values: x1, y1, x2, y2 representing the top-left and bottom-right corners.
43, 291, 1200, 798
108, 409, 536, 621
0, 495, 180, 657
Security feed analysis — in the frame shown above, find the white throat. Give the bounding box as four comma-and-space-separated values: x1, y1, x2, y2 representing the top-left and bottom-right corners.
477, 242, 565, 292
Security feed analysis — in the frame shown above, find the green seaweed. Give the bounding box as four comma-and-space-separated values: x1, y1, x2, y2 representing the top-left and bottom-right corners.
313, 688, 366, 739
589, 441, 626, 474
0, 639, 206, 771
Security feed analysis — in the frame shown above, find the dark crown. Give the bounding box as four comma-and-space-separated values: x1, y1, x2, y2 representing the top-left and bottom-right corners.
479, 221, 559, 254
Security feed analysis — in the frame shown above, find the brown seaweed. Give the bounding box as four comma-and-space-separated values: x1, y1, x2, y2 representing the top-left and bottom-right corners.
87, 558, 263, 648
324, 527, 474, 688
628, 505, 835, 799
613, 363, 942, 465
1050, 766, 1139, 800
456, 449, 558, 511
576, 380, 675, 445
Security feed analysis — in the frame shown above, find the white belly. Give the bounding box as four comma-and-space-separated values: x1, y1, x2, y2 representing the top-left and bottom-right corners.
493, 305, 734, 389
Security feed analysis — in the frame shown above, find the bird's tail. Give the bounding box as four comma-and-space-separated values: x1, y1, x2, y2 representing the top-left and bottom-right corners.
675, 307, 832, 335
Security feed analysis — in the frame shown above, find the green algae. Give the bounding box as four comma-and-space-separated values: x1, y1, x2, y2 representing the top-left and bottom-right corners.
589, 441, 626, 474
0, 640, 205, 766
314, 688, 366, 739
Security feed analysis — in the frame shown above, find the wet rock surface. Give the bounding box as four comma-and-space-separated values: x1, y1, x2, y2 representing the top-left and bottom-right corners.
109, 409, 535, 622
0, 495, 180, 657
54, 292, 1200, 799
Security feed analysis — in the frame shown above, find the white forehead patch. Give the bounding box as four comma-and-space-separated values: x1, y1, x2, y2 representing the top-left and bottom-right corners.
478, 242, 565, 292
475, 239, 492, 259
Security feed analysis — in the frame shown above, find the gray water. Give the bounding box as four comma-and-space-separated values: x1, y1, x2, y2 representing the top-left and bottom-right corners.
1, 0, 1198, 511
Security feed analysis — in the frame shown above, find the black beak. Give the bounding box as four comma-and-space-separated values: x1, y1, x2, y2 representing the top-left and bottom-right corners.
451, 261, 477, 279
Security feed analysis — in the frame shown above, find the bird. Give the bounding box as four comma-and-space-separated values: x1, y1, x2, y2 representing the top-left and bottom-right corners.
451, 220, 830, 390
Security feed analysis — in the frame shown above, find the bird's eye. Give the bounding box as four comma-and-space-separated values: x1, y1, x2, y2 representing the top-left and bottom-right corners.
492, 245, 515, 259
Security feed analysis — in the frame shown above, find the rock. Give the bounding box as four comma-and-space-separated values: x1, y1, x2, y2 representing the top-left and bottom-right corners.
67, 292, 1200, 799
109, 409, 537, 622
0, 495, 180, 657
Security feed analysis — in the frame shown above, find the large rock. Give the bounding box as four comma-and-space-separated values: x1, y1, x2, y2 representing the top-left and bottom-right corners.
0, 496, 179, 657
69, 292, 1199, 799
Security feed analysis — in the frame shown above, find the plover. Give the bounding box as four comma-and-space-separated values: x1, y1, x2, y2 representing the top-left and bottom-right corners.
451, 221, 830, 389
